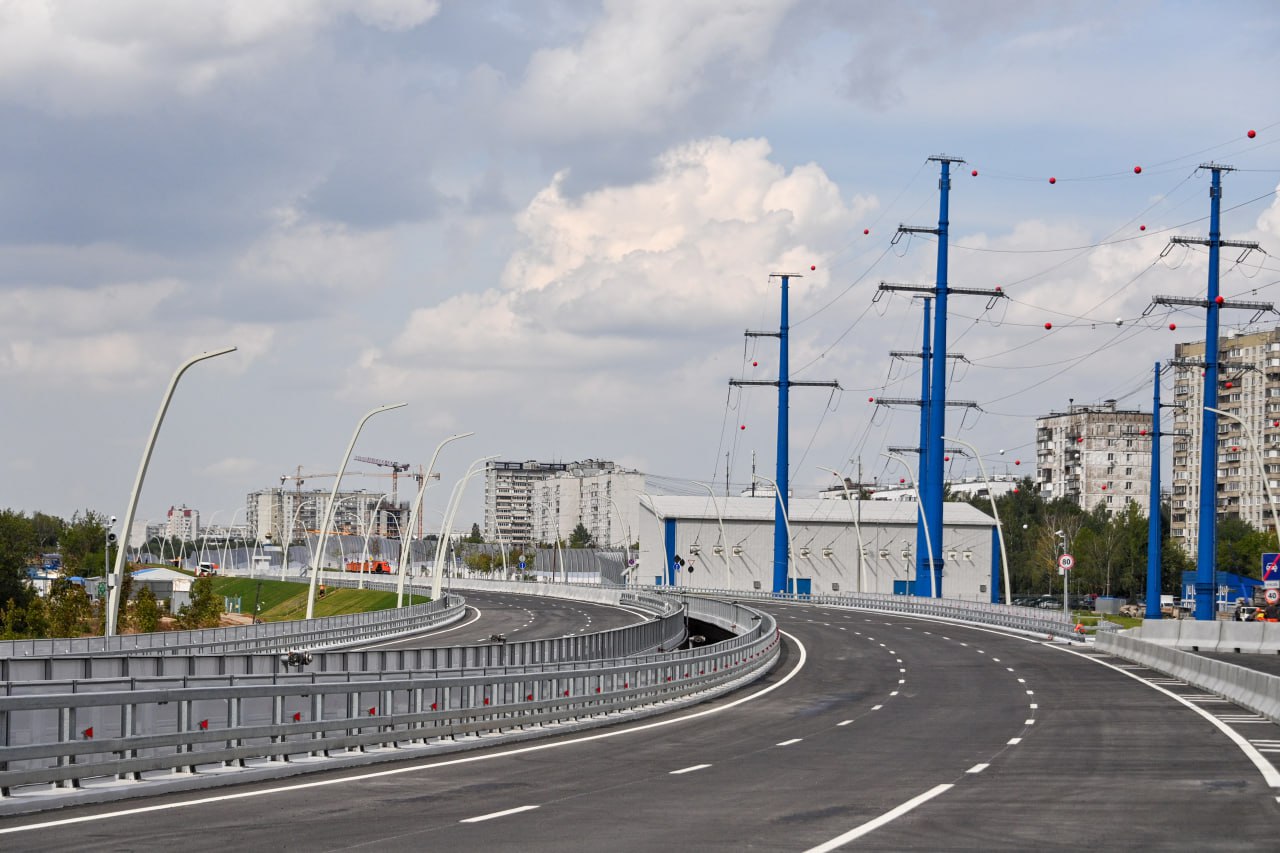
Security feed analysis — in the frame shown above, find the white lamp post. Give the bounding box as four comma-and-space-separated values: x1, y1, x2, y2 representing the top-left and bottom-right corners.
817, 466, 866, 593
881, 453, 937, 599
753, 473, 796, 592
198, 509, 222, 570
397, 432, 473, 606
357, 493, 392, 590
107, 345, 236, 636
432, 455, 498, 601
941, 435, 1013, 606
1206, 408, 1280, 550
306, 403, 407, 620
220, 507, 245, 575
608, 496, 634, 585
691, 481, 732, 587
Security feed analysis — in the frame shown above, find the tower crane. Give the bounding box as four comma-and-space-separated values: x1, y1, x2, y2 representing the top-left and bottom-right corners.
353, 456, 411, 505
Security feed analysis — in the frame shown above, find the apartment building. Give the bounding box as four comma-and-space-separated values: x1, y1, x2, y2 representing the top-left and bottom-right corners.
164, 505, 199, 541
485, 459, 643, 548
246, 487, 406, 545
1035, 400, 1153, 515
1170, 327, 1280, 553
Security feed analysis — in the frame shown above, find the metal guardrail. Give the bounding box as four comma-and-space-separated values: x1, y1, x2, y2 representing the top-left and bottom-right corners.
658, 585, 1092, 640
0, 596, 778, 802
0, 589, 465, 659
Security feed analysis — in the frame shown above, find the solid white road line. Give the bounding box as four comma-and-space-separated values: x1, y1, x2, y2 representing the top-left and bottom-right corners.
357, 606, 485, 649
460, 805, 540, 823
669, 764, 711, 775
803, 784, 954, 852
0, 632, 811, 836
1049, 644, 1280, 789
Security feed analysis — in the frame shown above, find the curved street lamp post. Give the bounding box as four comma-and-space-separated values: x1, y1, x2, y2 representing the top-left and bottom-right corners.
107, 346, 237, 637
307, 403, 407, 620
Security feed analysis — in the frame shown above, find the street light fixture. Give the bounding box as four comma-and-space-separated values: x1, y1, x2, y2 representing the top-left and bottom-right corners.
307, 402, 407, 620
357, 493, 392, 590
752, 473, 796, 592
1207, 406, 1280, 564
817, 466, 865, 593
397, 432, 473, 606
941, 435, 1013, 606
107, 345, 237, 637
432, 454, 498, 600
692, 481, 732, 587
881, 453, 937, 598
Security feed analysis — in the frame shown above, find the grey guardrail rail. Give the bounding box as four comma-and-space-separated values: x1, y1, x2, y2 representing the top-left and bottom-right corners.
1097, 626, 1280, 725
0, 589, 466, 660
0, 595, 778, 812
657, 584, 1105, 641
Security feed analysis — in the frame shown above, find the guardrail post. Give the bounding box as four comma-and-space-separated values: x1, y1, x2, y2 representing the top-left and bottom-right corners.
175, 698, 195, 774
56, 706, 79, 788
271, 694, 289, 762
223, 696, 243, 767
310, 692, 326, 757
118, 700, 141, 780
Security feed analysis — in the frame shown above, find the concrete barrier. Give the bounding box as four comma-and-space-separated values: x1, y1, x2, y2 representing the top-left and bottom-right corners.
1098, 630, 1280, 725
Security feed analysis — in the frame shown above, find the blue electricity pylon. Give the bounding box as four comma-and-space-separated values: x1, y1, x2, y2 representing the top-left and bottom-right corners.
730, 272, 839, 594
876, 155, 1005, 596
1149, 164, 1269, 620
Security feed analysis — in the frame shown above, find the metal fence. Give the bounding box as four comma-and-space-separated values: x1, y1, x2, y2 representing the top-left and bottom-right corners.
0, 589, 465, 660
656, 585, 1102, 640
0, 597, 777, 801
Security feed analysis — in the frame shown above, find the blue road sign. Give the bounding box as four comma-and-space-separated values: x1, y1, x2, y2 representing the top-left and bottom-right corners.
1263, 553, 1280, 580
518, 560, 526, 570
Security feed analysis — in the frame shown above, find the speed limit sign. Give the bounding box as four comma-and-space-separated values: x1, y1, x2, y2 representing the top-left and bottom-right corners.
1266, 588, 1279, 605
1058, 553, 1075, 571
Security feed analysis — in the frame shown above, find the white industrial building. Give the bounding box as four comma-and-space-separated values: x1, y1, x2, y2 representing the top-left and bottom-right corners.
637, 495, 1000, 601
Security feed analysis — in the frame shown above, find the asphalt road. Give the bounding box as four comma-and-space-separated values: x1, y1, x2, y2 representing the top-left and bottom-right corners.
3, 602, 1278, 851
357, 589, 649, 649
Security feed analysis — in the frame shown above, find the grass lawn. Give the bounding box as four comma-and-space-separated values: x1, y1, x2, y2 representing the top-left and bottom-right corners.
208, 576, 428, 621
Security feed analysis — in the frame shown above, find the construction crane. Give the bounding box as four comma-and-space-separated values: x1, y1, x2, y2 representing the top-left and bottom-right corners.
353, 456, 411, 505
280, 466, 393, 495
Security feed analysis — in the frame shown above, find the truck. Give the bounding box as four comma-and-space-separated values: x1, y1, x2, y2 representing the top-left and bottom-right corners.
345, 560, 392, 574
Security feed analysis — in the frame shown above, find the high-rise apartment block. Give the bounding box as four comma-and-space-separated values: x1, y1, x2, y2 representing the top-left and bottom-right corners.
485, 459, 643, 548
246, 487, 406, 545
1170, 327, 1280, 553
1035, 400, 1152, 515
164, 505, 199, 540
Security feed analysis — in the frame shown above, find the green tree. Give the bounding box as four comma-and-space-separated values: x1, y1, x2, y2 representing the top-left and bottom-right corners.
464, 551, 496, 574
1215, 515, 1276, 577
133, 587, 160, 633
466, 523, 484, 544
0, 509, 38, 610
569, 522, 593, 548
177, 576, 222, 629
58, 510, 111, 574
46, 577, 93, 637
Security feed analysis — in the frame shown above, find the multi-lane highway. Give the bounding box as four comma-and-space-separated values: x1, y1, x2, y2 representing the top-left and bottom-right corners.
3, 599, 1278, 850
358, 589, 649, 649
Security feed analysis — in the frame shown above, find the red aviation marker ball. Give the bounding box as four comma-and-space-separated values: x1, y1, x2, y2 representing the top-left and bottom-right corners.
1140, 225, 1146, 231
899, 478, 905, 484
971, 169, 978, 176
1139, 429, 1147, 436
863, 228, 870, 235
811, 265, 816, 270
868, 397, 875, 403
1249, 129, 1257, 138
1169, 323, 1176, 330
740, 424, 746, 430
752, 361, 757, 366
1015, 459, 1021, 465
1101, 484, 1107, 491
1077, 436, 1084, 443
1044, 322, 1053, 329
1216, 295, 1225, 304
1049, 177, 1056, 184
1134, 166, 1142, 174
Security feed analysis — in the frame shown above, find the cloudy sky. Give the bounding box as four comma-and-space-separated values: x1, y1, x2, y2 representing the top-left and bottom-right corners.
2, 0, 1279, 535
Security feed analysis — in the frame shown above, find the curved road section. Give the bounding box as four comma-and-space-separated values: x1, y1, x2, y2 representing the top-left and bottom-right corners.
3, 602, 1278, 850
356, 589, 650, 649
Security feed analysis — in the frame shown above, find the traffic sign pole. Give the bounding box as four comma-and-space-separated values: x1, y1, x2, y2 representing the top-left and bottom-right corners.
1058, 552, 1074, 619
